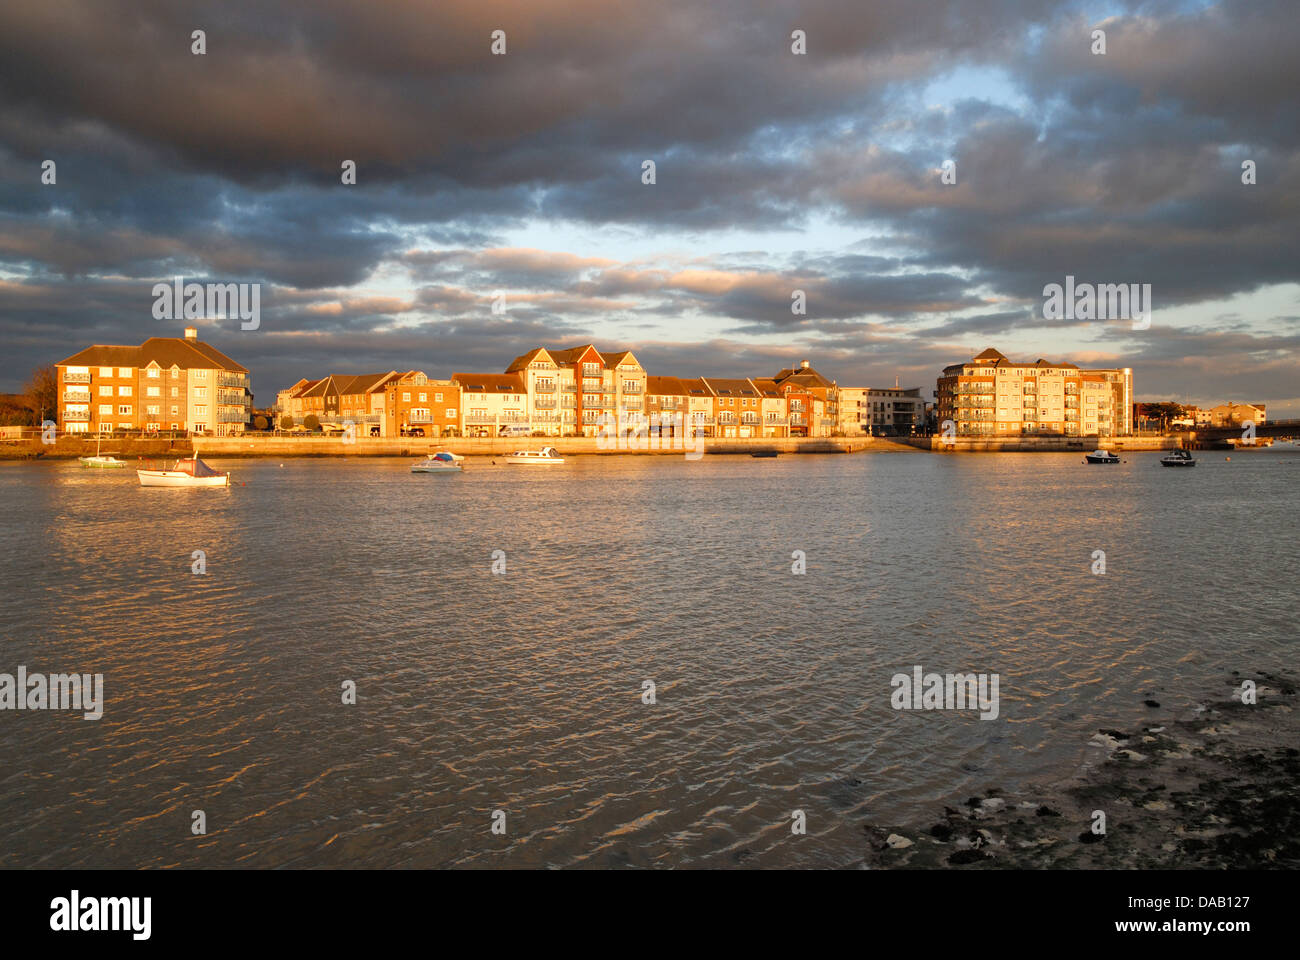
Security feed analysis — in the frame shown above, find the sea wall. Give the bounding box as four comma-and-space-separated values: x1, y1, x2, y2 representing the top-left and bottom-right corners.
902, 436, 1176, 453
187, 435, 878, 457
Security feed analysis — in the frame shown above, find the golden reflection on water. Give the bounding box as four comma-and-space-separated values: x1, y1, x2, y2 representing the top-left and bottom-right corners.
1, 451, 1295, 867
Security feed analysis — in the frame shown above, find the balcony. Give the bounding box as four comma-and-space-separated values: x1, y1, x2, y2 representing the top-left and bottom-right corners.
561, 384, 577, 392
218, 373, 245, 388
534, 399, 557, 409
63, 372, 90, 384
534, 383, 556, 393
789, 415, 807, 426
218, 411, 248, 423
63, 409, 90, 421
621, 385, 643, 394
63, 390, 90, 403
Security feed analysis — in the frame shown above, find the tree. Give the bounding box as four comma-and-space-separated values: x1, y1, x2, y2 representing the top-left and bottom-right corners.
304, 414, 320, 431
23, 364, 58, 424
280, 414, 294, 430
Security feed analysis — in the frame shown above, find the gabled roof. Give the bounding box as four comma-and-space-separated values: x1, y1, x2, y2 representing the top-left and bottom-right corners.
334, 372, 397, 396
505, 347, 552, 373
748, 378, 782, 397
599, 350, 640, 369
546, 344, 602, 366
451, 372, 526, 393
972, 347, 1007, 361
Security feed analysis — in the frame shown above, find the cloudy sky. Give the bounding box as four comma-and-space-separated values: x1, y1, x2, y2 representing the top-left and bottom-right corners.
1, 0, 1297, 412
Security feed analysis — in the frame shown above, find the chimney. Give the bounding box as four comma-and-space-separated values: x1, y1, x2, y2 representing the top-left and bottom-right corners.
800, 360, 810, 369
184, 326, 198, 340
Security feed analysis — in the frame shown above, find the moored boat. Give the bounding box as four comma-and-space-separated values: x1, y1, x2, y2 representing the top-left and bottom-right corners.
1084, 449, 1121, 464
504, 446, 565, 464
78, 436, 126, 468
137, 457, 230, 487
411, 451, 463, 473
1160, 449, 1197, 467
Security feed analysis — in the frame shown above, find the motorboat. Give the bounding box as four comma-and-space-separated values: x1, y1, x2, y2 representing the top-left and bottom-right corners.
504, 446, 565, 464
411, 451, 463, 473
1084, 449, 1121, 464
78, 436, 126, 469
1160, 449, 1197, 467
137, 457, 230, 487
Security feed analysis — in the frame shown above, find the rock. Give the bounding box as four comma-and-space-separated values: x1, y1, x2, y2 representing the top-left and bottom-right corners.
948, 848, 989, 865
885, 833, 913, 849
1099, 728, 1131, 740
1144, 699, 1161, 708
1036, 805, 1062, 817
1078, 831, 1105, 844
979, 797, 1006, 813
929, 823, 955, 841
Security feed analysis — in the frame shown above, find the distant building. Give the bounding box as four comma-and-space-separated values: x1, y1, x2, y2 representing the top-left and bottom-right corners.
935, 347, 1133, 437
839, 384, 925, 435
1209, 402, 1266, 427
771, 361, 838, 437
55, 326, 250, 435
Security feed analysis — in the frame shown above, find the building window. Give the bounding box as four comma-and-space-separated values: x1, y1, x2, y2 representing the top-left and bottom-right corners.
194, 387, 207, 399
98, 366, 112, 378
193, 369, 207, 379
98, 405, 112, 415
147, 386, 160, 397
446, 408, 456, 418
118, 367, 132, 378
117, 405, 132, 415
434, 393, 443, 402
402, 392, 411, 402
146, 405, 160, 415
171, 406, 179, 415
118, 385, 132, 396
99, 386, 113, 397
147, 367, 160, 378
419, 393, 427, 402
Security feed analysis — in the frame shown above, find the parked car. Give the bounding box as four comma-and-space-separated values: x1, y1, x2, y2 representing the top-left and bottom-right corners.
401, 427, 425, 437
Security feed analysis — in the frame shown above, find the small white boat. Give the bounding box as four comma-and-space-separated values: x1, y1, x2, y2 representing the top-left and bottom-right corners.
78, 437, 126, 469
137, 457, 230, 487
504, 446, 565, 464
1084, 449, 1120, 464
411, 451, 463, 473
1160, 449, 1197, 467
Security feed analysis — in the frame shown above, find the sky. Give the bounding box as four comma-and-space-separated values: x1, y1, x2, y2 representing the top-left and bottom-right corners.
1, 0, 1297, 413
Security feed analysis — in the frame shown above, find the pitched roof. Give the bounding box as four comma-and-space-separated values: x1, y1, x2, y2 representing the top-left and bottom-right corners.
546, 344, 601, 366
646, 375, 688, 396
505, 347, 551, 373
748, 378, 782, 397
772, 364, 834, 388
702, 377, 757, 396
58, 335, 247, 373
334, 373, 394, 396
599, 350, 639, 368
678, 377, 714, 396
972, 347, 1007, 361
451, 372, 526, 392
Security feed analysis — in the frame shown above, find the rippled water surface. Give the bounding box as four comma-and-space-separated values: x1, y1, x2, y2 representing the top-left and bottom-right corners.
1, 449, 1295, 867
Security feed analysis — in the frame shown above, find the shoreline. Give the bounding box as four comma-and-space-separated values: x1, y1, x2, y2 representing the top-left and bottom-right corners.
862, 669, 1299, 868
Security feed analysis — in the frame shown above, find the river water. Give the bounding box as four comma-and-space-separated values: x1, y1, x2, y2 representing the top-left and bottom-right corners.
1, 448, 1295, 867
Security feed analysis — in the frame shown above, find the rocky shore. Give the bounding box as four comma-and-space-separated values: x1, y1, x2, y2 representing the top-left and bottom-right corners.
864, 670, 1299, 868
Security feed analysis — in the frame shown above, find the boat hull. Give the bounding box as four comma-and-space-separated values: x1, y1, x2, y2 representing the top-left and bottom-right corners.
1160, 460, 1196, 467
137, 470, 229, 487
1084, 456, 1120, 464
411, 464, 462, 473
79, 457, 126, 468
504, 456, 564, 464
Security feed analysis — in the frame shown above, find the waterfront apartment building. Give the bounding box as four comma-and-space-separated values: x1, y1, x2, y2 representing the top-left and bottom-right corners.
451, 373, 529, 437
56, 326, 251, 435
772, 361, 838, 437
839, 385, 926, 436
936, 348, 1133, 437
